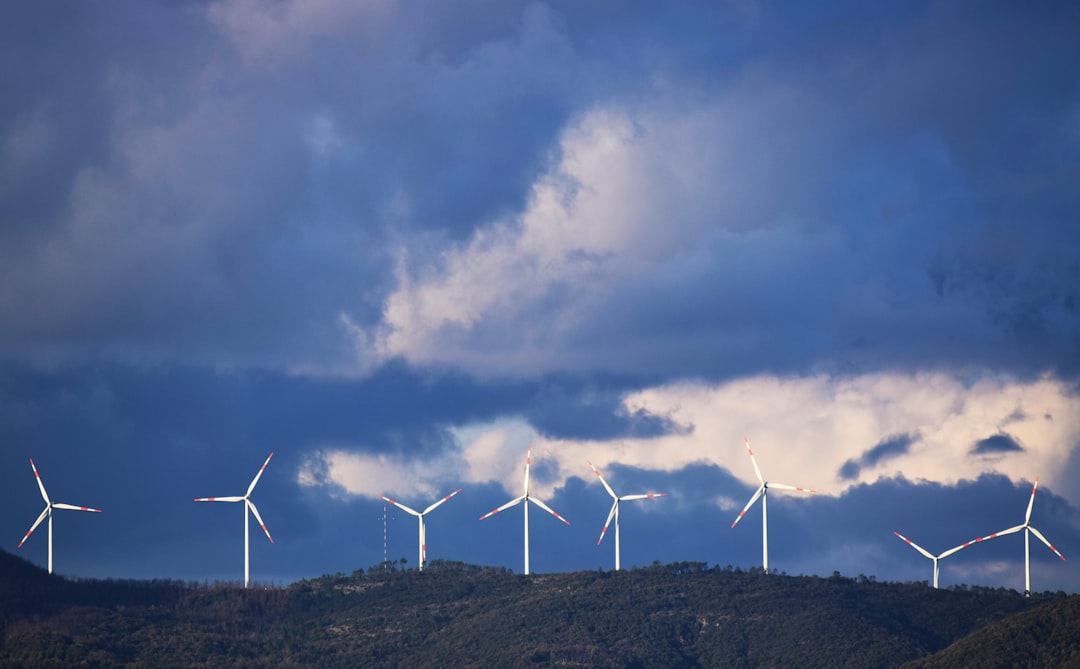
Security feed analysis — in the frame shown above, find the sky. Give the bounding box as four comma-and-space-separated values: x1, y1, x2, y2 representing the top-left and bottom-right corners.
2, 0, 1080, 594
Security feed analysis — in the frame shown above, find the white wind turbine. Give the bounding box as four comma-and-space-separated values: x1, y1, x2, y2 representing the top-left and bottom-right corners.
479, 444, 570, 575
380, 488, 462, 571
588, 460, 666, 571
973, 476, 1065, 597
730, 437, 815, 574
17, 458, 102, 575
892, 531, 974, 589
195, 452, 275, 588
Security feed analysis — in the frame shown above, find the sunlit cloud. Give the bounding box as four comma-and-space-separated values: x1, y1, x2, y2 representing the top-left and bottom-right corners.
299, 448, 457, 500
298, 418, 538, 498
355, 89, 837, 377
299, 371, 1080, 507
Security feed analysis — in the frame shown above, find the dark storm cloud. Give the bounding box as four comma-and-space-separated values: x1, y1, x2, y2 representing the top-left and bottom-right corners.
971, 433, 1025, 456
521, 375, 685, 441
0, 363, 688, 465
0, 2, 591, 370
361, 0, 1080, 382
0, 362, 522, 460
839, 433, 919, 480
2, 1, 1080, 381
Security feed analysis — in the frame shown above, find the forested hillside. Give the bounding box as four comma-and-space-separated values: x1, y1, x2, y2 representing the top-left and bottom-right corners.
903, 594, 1080, 669
0, 549, 1065, 668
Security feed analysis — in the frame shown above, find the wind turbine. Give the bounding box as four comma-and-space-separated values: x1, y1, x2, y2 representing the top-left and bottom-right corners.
380, 488, 462, 571
479, 444, 570, 575
973, 476, 1065, 597
588, 460, 666, 571
17, 458, 102, 574
195, 452, 275, 588
892, 531, 974, 589
730, 437, 815, 574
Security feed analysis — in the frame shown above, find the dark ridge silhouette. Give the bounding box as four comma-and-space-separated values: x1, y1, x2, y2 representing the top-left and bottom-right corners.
0, 550, 1065, 668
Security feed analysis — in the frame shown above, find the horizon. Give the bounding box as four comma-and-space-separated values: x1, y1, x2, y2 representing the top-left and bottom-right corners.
2, 540, 1071, 598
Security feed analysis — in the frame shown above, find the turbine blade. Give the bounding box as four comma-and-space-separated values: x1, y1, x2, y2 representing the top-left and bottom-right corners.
768, 483, 816, 493
731, 486, 764, 528
18, 508, 49, 548
974, 525, 1025, 543
523, 445, 532, 494
29, 459, 50, 505
1025, 477, 1039, 525
939, 541, 974, 559
422, 488, 463, 515
620, 493, 666, 501
52, 503, 102, 513
744, 437, 764, 485
246, 452, 274, 496
531, 497, 571, 526
587, 461, 617, 500
380, 495, 421, 517
247, 500, 274, 543
479, 495, 525, 520
194, 496, 245, 502
1029, 526, 1066, 561
597, 501, 618, 545
893, 531, 935, 560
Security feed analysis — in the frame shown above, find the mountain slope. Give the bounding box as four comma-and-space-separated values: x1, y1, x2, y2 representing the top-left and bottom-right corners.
902, 594, 1080, 669
0, 554, 1058, 668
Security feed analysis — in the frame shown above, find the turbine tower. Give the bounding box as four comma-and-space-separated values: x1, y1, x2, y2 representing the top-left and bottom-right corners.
588, 460, 666, 571
892, 531, 973, 589
479, 444, 570, 575
973, 476, 1065, 597
195, 452, 275, 588
17, 458, 102, 574
731, 437, 815, 574
380, 488, 462, 571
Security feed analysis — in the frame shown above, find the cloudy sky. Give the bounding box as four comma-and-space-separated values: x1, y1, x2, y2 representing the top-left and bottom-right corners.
3, 0, 1080, 593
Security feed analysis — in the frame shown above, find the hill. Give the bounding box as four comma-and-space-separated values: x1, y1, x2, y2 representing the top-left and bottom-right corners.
902, 594, 1080, 669
0, 552, 1062, 668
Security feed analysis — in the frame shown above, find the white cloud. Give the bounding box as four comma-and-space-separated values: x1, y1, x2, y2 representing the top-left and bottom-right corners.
358, 89, 831, 376
299, 448, 455, 501
606, 373, 1079, 500
207, 0, 394, 65
351, 72, 1000, 382
298, 371, 1080, 509
298, 418, 539, 499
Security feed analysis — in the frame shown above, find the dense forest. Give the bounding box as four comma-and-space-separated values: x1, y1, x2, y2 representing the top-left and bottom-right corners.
0, 548, 1074, 668
902, 594, 1080, 669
